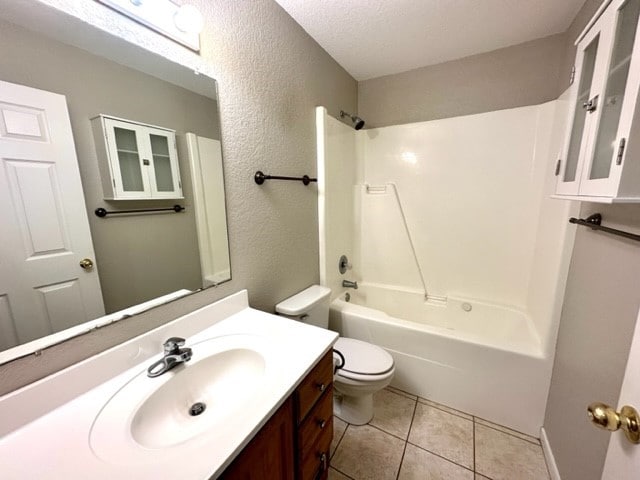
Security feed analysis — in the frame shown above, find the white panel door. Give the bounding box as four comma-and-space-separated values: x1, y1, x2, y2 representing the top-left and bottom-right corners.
602, 308, 640, 479
0, 80, 104, 350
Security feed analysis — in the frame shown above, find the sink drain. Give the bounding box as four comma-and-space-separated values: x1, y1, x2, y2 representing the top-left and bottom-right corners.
189, 402, 206, 416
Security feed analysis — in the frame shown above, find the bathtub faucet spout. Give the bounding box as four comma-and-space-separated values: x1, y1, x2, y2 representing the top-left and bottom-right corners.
342, 280, 358, 290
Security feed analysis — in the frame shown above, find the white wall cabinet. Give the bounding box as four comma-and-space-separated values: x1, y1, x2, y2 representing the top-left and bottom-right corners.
554, 0, 640, 203
91, 115, 183, 200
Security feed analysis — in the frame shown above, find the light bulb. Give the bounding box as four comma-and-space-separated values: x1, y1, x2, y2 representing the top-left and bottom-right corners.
174, 4, 204, 34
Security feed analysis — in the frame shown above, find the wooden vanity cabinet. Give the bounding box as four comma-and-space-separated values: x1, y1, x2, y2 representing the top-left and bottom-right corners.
294, 350, 334, 480
220, 349, 334, 480
220, 397, 295, 480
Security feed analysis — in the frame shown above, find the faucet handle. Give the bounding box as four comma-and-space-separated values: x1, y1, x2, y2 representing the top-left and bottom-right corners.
164, 337, 186, 354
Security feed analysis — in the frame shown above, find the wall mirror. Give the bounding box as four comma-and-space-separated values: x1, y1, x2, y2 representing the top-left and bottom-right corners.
0, 4, 231, 362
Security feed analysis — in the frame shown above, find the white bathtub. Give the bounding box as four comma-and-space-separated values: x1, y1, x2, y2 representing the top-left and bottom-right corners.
328, 283, 551, 436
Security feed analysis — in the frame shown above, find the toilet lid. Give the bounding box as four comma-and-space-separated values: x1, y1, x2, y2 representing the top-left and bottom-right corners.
334, 337, 394, 375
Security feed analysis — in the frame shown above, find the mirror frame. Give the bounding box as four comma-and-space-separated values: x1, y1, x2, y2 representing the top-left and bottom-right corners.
0, 0, 230, 366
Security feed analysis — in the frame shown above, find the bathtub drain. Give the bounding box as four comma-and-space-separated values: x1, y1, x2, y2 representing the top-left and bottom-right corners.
461, 302, 472, 312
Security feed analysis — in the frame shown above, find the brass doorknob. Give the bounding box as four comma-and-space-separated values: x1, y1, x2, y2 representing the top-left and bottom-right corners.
79, 258, 94, 270
587, 402, 640, 444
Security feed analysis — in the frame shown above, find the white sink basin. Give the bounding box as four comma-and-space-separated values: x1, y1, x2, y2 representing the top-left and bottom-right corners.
131, 347, 265, 448
90, 334, 272, 464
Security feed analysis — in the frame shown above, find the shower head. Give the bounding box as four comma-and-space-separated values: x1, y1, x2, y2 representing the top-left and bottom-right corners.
340, 110, 365, 130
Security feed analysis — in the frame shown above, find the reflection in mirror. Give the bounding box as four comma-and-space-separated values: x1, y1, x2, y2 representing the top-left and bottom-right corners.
0, 16, 230, 357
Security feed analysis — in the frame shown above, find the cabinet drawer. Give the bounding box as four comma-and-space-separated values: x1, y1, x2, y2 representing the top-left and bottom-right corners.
295, 350, 333, 423
298, 385, 333, 458
299, 421, 332, 480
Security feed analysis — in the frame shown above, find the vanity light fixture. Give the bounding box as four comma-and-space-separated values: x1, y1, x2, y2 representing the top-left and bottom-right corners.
96, 0, 203, 51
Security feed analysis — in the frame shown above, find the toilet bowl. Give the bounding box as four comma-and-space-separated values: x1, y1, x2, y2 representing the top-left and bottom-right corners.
275, 285, 395, 425
332, 337, 395, 425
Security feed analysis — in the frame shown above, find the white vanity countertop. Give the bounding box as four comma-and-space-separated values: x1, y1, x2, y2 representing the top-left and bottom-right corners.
0, 290, 338, 479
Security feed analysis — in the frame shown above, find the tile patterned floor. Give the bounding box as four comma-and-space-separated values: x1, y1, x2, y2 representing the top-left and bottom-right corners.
329, 387, 550, 480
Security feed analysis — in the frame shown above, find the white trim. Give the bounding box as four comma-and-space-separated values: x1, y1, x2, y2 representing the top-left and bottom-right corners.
575, 0, 613, 45
0, 289, 193, 366
316, 106, 328, 287
541, 427, 562, 480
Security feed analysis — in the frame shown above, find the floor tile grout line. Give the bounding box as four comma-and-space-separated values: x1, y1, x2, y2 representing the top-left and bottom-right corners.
386, 386, 418, 400
395, 397, 418, 480
473, 419, 541, 445
473, 415, 476, 473
406, 440, 475, 474
367, 422, 410, 442
330, 420, 349, 461
330, 466, 356, 480
417, 399, 473, 421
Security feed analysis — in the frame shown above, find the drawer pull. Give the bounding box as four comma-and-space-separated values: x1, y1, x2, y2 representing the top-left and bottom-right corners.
317, 382, 326, 392
313, 452, 327, 479
317, 418, 327, 429
320, 452, 327, 469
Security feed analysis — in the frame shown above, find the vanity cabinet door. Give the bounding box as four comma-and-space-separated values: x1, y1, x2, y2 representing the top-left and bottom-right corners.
220, 397, 294, 480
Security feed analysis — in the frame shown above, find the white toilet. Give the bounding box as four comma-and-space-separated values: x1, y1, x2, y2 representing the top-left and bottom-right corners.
275, 285, 395, 425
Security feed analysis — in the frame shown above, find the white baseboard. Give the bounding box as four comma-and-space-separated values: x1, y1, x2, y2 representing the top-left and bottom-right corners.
540, 427, 561, 480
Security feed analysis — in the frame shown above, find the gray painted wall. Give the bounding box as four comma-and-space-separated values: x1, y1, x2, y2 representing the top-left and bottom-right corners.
358, 34, 566, 128
356, 0, 604, 129
544, 203, 640, 480
0, 20, 221, 314
0, 0, 356, 394
543, 2, 640, 479
557, 0, 603, 95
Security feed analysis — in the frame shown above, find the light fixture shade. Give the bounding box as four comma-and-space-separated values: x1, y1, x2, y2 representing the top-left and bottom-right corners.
97, 0, 202, 51
174, 5, 204, 35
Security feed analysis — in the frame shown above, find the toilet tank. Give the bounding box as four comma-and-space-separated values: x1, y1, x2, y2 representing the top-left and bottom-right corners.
275, 285, 331, 329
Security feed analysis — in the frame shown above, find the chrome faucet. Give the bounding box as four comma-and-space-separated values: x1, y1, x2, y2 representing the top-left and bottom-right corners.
342, 280, 358, 289
147, 337, 193, 378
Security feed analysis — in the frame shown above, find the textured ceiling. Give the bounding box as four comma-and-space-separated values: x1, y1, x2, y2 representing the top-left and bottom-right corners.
274, 0, 587, 80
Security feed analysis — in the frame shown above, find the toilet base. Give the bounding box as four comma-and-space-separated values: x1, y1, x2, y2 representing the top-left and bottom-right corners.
333, 392, 373, 425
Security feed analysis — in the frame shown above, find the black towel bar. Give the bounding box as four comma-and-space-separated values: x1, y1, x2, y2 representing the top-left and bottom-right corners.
569, 213, 640, 243
254, 170, 317, 186
95, 205, 185, 218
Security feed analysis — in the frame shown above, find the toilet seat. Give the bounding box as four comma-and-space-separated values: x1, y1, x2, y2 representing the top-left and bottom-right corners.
334, 337, 394, 380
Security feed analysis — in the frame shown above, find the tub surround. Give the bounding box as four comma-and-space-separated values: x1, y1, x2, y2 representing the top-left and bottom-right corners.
0, 290, 337, 479
330, 293, 548, 436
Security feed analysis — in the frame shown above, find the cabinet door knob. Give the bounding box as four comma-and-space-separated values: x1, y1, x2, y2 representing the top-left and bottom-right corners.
587, 402, 640, 444
582, 95, 599, 113
317, 382, 326, 392
317, 418, 326, 429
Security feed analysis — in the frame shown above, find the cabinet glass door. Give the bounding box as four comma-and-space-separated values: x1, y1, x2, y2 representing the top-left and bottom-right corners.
558, 34, 600, 196
114, 126, 144, 192
150, 134, 174, 192
586, 0, 640, 189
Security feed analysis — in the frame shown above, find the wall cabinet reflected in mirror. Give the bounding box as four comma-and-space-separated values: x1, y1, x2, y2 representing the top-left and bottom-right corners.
0, 16, 231, 357
92, 115, 184, 200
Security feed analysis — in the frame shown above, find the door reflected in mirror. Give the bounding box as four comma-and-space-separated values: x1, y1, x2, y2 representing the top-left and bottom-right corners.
0, 17, 231, 356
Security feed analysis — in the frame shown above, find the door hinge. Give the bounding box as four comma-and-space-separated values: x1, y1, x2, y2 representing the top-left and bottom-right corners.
112, 178, 116, 188
616, 138, 626, 165
570, 66, 576, 85
555, 159, 562, 176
